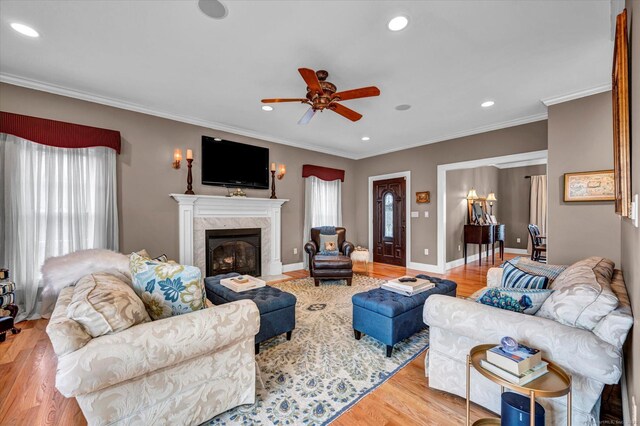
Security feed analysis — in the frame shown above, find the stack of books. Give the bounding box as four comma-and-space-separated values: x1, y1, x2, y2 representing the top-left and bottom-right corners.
381, 276, 435, 296
480, 343, 548, 386
220, 275, 266, 293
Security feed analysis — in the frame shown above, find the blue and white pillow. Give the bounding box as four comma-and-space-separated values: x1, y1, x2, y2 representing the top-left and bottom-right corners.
476, 287, 554, 315
501, 261, 549, 289
129, 252, 206, 320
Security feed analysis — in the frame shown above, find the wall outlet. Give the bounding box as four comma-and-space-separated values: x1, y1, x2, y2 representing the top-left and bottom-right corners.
424, 211, 430, 218
458, 245, 461, 252
424, 248, 429, 256
516, 237, 521, 243
411, 211, 419, 218
293, 248, 298, 255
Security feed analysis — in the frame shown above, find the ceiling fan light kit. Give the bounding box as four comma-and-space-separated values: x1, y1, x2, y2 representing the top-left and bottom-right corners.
262, 68, 380, 124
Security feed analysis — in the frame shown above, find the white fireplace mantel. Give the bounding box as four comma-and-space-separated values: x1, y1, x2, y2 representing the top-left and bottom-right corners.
170, 194, 288, 275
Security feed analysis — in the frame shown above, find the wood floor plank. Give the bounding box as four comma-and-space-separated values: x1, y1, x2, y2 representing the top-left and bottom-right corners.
0, 255, 621, 425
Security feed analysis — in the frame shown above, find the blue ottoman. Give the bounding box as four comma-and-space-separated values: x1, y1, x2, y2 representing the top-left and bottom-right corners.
204, 273, 297, 354
352, 275, 456, 357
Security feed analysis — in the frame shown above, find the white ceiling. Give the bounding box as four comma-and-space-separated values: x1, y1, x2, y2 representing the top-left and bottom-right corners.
0, 1, 613, 159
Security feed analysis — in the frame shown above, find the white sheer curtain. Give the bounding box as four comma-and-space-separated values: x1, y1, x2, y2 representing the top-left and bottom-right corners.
1, 134, 119, 321
303, 176, 342, 269
528, 175, 547, 254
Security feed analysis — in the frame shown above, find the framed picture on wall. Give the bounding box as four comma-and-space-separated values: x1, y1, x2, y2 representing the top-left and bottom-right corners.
563, 170, 615, 202
416, 191, 430, 203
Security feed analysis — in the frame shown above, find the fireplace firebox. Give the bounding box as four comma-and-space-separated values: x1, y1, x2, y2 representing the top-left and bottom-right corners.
205, 228, 261, 277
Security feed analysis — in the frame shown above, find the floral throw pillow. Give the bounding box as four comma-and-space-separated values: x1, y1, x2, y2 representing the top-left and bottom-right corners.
476, 287, 554, 315
129, 252, 206, 320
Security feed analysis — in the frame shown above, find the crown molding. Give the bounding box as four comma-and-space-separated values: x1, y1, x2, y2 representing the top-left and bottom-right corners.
540, 83, 612, 106
492, 158, 547, 169
352, 112, 548, 160
0, 73, 356, 159
2, 72, 551, 161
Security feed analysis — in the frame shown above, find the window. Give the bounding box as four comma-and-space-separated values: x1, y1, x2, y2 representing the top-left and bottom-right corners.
384, 192, 394, 238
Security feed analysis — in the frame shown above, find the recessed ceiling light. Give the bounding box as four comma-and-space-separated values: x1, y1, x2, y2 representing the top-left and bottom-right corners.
395, 104, 411, 111
481, 100, 495, 108
361, 136, 371, 141
388, 16, 409, 31
10, 23, 39, 38
262, 105, 273, 111
213, 138, 222, 141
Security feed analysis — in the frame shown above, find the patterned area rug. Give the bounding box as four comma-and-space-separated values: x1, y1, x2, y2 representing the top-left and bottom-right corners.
207, 274, 429, 425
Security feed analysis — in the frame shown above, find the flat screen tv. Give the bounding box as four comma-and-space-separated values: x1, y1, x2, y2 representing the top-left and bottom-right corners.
201, 136, 270, 189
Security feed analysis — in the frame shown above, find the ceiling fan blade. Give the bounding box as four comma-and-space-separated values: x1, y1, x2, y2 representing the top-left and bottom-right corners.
298, 107, 316, 125
298, 68, 324, 95
330, 103, 363, 122
332, 86, 380, 101
261, 98, 308, 103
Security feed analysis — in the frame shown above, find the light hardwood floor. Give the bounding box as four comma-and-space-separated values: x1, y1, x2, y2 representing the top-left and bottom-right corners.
0, 254, 621, 425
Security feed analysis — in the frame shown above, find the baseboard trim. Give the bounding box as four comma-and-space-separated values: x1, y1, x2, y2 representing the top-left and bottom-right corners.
282, 262, 304, 273
504, 248, 529, 255
407, 261, 443, 274
446, 248, 500, 270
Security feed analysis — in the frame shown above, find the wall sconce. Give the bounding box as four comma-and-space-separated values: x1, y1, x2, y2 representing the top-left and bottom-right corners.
172, 149, 182, 169
277, 164, 286, 180
486, 192, 497, 215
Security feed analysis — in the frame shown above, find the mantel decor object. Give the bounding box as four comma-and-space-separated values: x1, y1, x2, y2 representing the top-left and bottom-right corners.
184, 149, 194, 195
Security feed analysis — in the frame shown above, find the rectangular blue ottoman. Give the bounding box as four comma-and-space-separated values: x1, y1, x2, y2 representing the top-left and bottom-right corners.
204, 273, 297, 354
352, 275, 456, 357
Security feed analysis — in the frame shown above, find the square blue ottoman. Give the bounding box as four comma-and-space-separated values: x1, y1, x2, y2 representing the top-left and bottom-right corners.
352, 275, 456, 357
204, 273, 296, 354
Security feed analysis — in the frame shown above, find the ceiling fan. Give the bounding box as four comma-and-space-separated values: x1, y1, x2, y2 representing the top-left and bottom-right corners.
262, 68, 380, 124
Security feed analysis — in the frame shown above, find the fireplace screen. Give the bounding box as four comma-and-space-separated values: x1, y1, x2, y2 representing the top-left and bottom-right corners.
206, 228, 261, 277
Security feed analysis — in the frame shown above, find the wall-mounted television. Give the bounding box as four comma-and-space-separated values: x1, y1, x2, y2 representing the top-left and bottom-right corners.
201, 136, 270, 189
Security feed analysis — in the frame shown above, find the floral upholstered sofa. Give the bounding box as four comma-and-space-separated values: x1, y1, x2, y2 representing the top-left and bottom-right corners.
423, 257, 633, 425
44, 250, 260, 425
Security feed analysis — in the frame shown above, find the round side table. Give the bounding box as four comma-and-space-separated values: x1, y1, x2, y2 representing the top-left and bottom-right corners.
466, 343, 572, 426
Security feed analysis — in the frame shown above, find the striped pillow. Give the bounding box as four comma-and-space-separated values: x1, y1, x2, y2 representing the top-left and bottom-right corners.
505, 257, 567, 284
501, 261, 549, 289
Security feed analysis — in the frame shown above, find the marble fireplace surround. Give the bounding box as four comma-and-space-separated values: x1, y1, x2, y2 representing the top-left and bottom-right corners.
170, 194, 288, 276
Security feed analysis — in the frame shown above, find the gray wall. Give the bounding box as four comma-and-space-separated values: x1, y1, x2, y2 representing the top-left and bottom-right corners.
547, 92, 621, 266
446, 166, 499, 262
623, 0, 639, 420
353, 121, 548, 266
0, 83, 357, 265
498, 164, 547, 249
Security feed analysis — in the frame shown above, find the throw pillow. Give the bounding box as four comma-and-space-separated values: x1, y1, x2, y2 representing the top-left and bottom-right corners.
505, 257, 568, 284
129, 252, 206, 320
476, 287, 554, 315
501, 261, 549, 289
320, 234, 339, 252
66, 272, 151, 337
536, 257, 618, 330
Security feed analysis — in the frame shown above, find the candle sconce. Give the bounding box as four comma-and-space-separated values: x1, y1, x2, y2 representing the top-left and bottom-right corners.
172, 149, 182, 169
270, 162, 286, 199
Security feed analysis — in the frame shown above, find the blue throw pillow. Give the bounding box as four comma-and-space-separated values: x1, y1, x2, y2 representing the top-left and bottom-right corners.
129, 252, 206, 320
476, 287, 553, 315
501, 261, 549, 289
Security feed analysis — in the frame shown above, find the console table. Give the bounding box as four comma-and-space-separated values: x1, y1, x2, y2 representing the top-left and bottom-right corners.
464, 224, 505, 265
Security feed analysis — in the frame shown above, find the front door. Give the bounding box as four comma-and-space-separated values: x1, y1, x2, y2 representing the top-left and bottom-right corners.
373, 177, 406, 266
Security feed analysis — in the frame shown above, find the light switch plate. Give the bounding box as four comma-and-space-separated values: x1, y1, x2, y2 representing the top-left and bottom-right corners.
631, 194, 639, 228
411, 211, 419, 218
424, 248, 429, 255
424, 211, 429, 218
293, 248, 298, 255
516, 238, 521, 243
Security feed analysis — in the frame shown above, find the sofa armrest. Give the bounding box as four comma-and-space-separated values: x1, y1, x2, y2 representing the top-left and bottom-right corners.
423, 295, 622, 384
341, 241, 355, 257
304, 240, 317, 256
55, 299, 260, 397
486, 267, 503, 287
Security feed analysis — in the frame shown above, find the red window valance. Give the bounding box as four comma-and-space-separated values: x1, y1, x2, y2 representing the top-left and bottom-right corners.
0, 111, 121, 154
302, 164, 345, 182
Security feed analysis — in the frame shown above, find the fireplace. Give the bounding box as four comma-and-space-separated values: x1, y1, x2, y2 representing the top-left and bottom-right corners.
205, 228, 261, 277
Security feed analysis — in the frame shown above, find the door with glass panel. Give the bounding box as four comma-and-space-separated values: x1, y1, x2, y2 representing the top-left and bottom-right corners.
373, 177, 406, 266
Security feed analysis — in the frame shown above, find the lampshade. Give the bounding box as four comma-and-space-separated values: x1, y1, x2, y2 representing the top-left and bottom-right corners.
467, 188, 479, 200
487, 192, 497, 202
